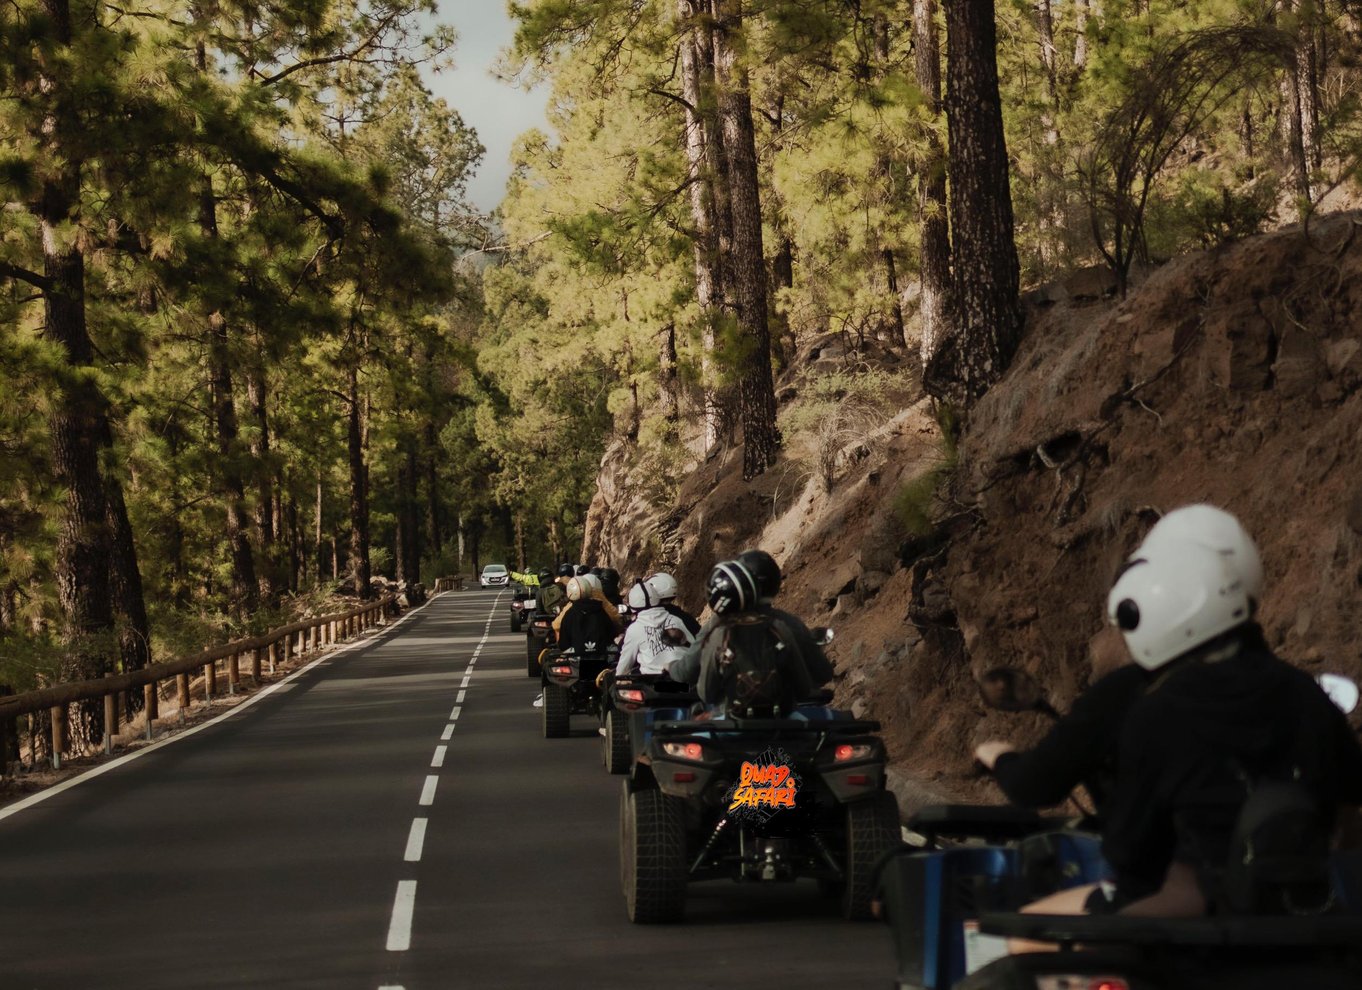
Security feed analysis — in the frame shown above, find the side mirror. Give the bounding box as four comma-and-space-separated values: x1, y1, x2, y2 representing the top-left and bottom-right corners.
978, 667, 1058, 719
811, 626, 835, 647
1318, 673, 1360, 715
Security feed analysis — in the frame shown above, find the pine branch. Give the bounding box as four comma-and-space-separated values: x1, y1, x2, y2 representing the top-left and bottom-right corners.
0, 262, 50, 292
256, 8, 404, 87
647, 88, 695, 115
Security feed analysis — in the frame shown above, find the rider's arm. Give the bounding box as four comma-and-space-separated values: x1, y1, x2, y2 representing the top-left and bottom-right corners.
508, 570, 538, 586
992, 664, 1146, 809
616, 625, 643, 676
776, 610, 834, 686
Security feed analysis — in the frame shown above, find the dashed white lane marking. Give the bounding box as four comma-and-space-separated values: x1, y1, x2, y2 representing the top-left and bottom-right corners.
460, 674, 471, 688
404, 818, 428, 863
449, 705, 462, 721
440, 724, 454, 741
386, 881, 418, 951
418, 776, 438, 806
456, 689, 466, 704
430, 745, 447, 768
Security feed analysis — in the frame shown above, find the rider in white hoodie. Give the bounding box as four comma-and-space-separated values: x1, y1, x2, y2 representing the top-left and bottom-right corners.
615, 576, 695, 676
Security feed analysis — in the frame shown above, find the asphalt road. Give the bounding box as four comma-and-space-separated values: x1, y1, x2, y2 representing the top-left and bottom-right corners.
0, 590, 896, 989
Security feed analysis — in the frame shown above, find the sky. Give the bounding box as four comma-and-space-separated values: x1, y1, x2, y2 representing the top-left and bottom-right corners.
424, 2, 551, 214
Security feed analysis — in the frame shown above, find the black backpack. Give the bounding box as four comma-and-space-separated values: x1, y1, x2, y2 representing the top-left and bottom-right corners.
1219, 766, 1334, 915
709, 612, 812, 717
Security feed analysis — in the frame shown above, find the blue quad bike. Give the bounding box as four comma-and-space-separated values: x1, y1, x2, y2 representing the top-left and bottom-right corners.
598, 671, 699, 776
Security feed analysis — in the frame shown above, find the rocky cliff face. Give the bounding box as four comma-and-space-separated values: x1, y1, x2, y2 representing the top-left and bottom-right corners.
583, 213, 1362, 806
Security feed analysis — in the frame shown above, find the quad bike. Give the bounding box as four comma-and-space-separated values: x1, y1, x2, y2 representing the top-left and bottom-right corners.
599, 671, 699, 776
540, 646, 618, 739
620, 711, 902, 924
509, 587, 536, 633
525, 609, 556, 677
875, 668, 1362, 990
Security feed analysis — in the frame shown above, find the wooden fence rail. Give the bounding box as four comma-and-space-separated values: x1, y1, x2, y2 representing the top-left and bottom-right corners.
0, 594, 403, 771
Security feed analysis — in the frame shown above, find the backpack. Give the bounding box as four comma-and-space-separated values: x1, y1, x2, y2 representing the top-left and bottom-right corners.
707, 612, 812, 717
1219, 765, 1334, 915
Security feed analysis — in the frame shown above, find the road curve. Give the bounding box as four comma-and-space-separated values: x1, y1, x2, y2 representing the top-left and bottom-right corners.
0, 590, 895, 989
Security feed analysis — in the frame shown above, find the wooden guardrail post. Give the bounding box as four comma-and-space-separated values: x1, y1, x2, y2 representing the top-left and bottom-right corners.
103, 675, 116, 755
228, 652, 239, 695
177, 672, 189, 722
205, 660, 216, 701
50, 706, 63, 769
251, 646, 262, 684
144, 682, 158, 739
268, 639, 279, 673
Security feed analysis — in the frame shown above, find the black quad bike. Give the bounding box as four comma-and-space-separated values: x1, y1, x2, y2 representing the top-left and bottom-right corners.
540, 646, 618, 738
620, 715, 902, 924
599, 671, 699, 776
508, 587, 537, 633
525, 609, 555, 677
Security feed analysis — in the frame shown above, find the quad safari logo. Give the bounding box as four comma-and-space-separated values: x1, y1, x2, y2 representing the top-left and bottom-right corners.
725, 747, 800, 824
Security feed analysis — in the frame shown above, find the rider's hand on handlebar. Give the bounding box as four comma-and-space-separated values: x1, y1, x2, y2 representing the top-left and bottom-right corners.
973, 740, 1016, 771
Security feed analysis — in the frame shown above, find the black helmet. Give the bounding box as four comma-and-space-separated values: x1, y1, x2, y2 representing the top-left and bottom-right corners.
536, 568, 553, 585
575, 564, 591, 576
556, 563, 575, 578
707, 559, 760, 615
736, 548, 781, 600
599, 567, 621, 601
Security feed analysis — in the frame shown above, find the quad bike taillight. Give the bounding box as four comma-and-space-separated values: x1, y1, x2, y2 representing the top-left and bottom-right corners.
618, 688, 646, 704
834, 743, 874, 762
550, 664, 573, 676
662, 741, 706, 761
1087, 980, 1129, 990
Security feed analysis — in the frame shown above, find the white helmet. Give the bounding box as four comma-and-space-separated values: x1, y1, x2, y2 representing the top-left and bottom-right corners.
645, 572, 678, 601
627, 580, 657, 611
566, 576, 587, 602
1136, 504, 1264, 605
1108, 541, 1250, 671
579, 573, 603, 596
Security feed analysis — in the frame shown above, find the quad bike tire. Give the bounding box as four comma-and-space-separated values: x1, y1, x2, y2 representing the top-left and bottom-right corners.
842, 790, 902, 920
541, 683, 571, 738
621, 785, 687, 923
603, 708, 631, 775
526, 639, 540, 677
510, 612, 522, 633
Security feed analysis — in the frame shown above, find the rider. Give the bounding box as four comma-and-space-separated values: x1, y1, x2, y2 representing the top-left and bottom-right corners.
555, 575, 620, 656
669, 549, 834, 716
599, 567, 623, 607
1096, 541, 1362, 916
646, 571, 701, 637
975, 504, 1267, 816
615, 577, 695, 677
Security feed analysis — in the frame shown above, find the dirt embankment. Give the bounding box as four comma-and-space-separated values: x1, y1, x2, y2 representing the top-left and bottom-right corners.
584, 212, 1362, 807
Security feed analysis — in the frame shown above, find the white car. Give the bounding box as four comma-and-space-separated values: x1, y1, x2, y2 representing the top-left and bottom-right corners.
479, 564, 510, 588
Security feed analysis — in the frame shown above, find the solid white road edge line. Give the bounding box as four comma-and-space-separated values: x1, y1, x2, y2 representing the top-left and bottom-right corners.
386, 881, 418, 951
418, 775, 438, 807
403, 818, 428, 863
0, 590, 447, 824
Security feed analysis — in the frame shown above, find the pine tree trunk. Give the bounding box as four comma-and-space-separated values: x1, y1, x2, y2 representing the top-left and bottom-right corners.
39, 0, 115, 749
659, 322, 680, 424
1074, 0, 1090, 72
346, 366, 372, 600
401, 440, 421, 587
928, 0, 1023, 410
772, 236, 796, 360
286, 497, 300, 592
912, 0, 955, 371
1035, 0, 1060, 145
424, 421, 443, 556
314, 474, 325, 588
712, 0, 780, 479
514, 514, 526, 572
245, 365, 282, 603
680, 1, 732, 452
105, 470, 151, 678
